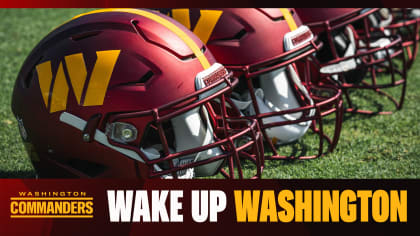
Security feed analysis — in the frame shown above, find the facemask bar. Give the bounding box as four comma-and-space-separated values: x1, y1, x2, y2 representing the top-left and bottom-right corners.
228, 40, 343, 160
304, 8, 380, 60
377, 9, 420, 69
304, 8, 408, 115
106, 73, 264, 179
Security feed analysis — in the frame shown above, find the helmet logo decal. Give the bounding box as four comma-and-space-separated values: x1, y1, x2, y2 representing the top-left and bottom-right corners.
35, 50, 120, 113
170, 9, 223, 44
172, 9, 191, 29
202, 66, 228, 87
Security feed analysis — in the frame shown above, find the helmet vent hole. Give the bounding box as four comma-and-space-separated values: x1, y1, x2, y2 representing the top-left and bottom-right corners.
112, 71, 154, 88
71, 31, 102, 41
138, 70, 154, 84
213, 29, 247, 41
233, 29, 247, 40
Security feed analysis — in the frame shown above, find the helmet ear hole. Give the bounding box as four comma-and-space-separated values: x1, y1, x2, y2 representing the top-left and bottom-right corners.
71, 31, 102, 41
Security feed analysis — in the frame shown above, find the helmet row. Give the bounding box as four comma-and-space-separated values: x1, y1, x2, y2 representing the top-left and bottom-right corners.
11, 8, 420, 179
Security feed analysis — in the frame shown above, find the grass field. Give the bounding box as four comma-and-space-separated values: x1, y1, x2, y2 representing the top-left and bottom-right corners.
0, 9, 419, 179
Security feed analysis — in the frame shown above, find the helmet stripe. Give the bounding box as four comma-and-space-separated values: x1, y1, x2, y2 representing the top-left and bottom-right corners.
280, 8, 298, 31
72, 9, 211, 69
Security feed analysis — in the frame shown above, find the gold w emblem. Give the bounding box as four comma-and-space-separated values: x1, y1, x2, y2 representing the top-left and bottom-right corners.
170, 9, 223, 44
36, 50, 120, 113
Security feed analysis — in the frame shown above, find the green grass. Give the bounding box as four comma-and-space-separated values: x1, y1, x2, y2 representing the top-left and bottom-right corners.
0, 9, 91, 177
259, 55, 420, 178
0, 9, 419, 179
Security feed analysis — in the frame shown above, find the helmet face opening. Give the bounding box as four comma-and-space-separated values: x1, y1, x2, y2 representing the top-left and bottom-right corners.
297, 8, 408, 115
101, 67, 264, 179
228, 41, 343, 160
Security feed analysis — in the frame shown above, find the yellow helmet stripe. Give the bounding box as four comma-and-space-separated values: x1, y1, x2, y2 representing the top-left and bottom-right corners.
72, 9, 211, 69
279, 8, 298, 31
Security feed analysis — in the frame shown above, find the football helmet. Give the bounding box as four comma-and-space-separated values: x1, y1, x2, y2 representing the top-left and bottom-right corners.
160, 8, 344, 160
371, 8, 420, 69
295, 8, 408, 115
11, 9, 264, 179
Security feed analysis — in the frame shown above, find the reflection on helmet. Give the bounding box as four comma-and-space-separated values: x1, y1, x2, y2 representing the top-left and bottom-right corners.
11, 9, 264, 179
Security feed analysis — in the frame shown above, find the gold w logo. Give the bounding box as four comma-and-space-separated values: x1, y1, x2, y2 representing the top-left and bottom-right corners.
36, 50, 120, 113
170, 9, 223, 44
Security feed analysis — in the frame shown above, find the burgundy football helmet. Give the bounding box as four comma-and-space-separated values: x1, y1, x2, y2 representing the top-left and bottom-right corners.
371, 8, 420, 69
295, 8, 407, 115
11, 9, 265, 179
161, 8, 344, 160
